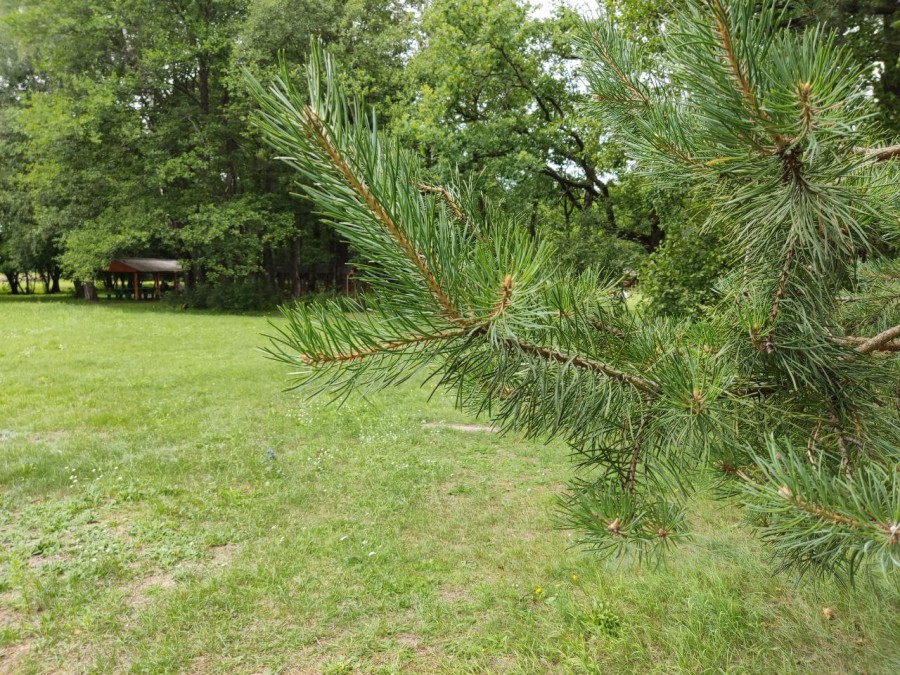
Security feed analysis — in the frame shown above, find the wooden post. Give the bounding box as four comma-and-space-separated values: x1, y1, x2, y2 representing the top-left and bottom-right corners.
154, 273, 160, 299
133, 272, 139, 301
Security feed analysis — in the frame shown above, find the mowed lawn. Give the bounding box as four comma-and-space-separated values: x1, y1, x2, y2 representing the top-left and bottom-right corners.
0, 298, 898, 674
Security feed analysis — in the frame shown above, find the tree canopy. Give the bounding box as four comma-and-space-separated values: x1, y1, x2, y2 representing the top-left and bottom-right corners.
1, 0, 896, 310
0, 0, 418, 298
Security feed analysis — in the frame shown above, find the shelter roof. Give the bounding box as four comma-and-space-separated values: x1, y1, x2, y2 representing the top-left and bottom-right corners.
107, 258, 182, 273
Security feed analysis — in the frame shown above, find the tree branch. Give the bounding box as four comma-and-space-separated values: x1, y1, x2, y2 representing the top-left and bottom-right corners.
709, 0, 786, 149
509, 340, 660, 394
854, 324, 900, 354
416, 182, 482, 240
588, 32, 647, 104
854, 144, 900, 162
300, 106, 465, 323
298, 330, 470, 365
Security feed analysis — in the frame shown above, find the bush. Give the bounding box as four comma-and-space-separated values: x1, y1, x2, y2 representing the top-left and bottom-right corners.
168, 280, 284, 312
639, 222, 725, 317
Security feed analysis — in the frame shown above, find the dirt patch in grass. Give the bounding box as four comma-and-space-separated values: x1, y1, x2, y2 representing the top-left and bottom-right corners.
127, 569, 179, 609
31, 430, 69, 443
392, 632, 442, 664
209, 542, 237, 567
0, 429, 70, 444
438, 585, 472, 605
423, 422, 495, 433
27, 552, 67, 570
0, 605, 21, 630
0, 642, 31, 675
127, 543, 238, 609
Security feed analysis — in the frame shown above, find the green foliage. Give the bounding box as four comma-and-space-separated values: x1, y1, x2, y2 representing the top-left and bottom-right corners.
0, 0, 418, 291
250, 0, 899, 583
787, 0, 900, 135
168, 279, 284, 312
399, 0, 660, 266
640, 221, 725, 316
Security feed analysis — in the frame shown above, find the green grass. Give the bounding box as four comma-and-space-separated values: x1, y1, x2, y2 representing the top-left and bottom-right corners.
0, 298, 897, 674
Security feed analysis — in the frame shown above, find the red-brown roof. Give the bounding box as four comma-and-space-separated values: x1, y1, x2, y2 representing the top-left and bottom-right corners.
106, 258, 182, 273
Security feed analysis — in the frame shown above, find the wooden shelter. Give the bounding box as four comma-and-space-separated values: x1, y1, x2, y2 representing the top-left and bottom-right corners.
105, 258, 183, 300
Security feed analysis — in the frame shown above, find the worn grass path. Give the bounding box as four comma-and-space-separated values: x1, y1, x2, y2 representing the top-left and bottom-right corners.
0, 298, 898, 673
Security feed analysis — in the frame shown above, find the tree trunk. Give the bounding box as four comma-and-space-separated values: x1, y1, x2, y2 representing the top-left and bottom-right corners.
879, 7, 900, 133
77, 280, 97, 301
262, 244, 276, 287
597, 182, 616, 232
528, 199, 539, 239
291, 232, 302, 298
646, 209, 664, 252
50, 270, 61, 294
198, 55, 210, 116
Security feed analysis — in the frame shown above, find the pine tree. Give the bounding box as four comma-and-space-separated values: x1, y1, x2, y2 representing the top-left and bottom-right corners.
246, 0, 899, 580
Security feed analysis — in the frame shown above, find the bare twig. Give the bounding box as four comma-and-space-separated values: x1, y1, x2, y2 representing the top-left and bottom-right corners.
626, 409, 650, 492
854, 144, 900, 163
854, 324, 900, 354
757, 236, 796, 352
828, 408, 852, 479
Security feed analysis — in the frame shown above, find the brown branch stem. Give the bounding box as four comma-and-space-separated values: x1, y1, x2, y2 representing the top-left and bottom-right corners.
854, 325, 900, 354
416, 183, 483, 240
854, 144, 900, 162
510, 340, 660, 394
299, 330, 471, 365
300, 106, 465, 323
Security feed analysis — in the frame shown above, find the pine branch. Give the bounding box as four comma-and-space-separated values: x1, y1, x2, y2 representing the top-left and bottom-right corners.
760, 235, 797, 353
416, 182, 479, 236
250, 29, 899, 578
788, 81, 814, 147
589, 319, 625, 338
854, 144, 900, 162
708, 0, 785, 149
297, 330, 470, 365
834, 336, 900, 352
299, 105, 467, 324
776, 485, 872, 531
510, 340, 660, 395
489, 274, 514, 321
854, 325, 900, 354
587, 32, 647, 104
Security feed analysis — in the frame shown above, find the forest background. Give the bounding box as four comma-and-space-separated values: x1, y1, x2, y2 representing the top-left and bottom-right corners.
0, 0, 897, 312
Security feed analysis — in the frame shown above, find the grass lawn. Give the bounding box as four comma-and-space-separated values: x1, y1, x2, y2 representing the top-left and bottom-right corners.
0, 297, 897, 674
